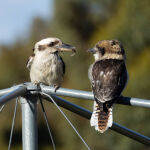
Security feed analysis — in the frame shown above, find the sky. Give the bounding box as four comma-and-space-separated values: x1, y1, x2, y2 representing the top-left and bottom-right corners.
0, 0, 53, 45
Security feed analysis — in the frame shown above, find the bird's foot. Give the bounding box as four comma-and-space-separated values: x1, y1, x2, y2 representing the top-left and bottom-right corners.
33, 82, 42, 91
54, 85, 60, 93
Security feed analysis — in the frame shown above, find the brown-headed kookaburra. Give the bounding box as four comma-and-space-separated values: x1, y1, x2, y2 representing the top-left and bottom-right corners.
88, 40, 128, 133
27, 37, 76, 90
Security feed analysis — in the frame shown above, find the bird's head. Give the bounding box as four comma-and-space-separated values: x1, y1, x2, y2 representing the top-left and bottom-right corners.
33, 37, 76, 56
87, 40, 126, 61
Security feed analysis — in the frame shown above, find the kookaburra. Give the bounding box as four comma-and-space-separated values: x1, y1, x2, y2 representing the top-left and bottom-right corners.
88, 40, 128, 133
27, 37, 76, 90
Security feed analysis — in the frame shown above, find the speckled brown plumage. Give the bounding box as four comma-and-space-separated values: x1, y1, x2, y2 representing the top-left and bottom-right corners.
89, 40, 128, 133
92, 59, 128, 132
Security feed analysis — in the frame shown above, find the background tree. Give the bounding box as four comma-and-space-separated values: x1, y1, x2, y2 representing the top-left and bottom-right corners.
0, 0, 150, 149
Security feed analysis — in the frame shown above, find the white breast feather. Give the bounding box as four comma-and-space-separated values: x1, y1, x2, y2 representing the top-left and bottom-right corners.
30, 51, 64, 86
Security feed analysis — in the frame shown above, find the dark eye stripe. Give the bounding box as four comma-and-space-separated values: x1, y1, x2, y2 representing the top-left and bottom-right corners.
96, 46, 105, 56
48, 40, 59, 47
100, 48, 105, 55
48, 42, 55, 47
38, 45, 46, 51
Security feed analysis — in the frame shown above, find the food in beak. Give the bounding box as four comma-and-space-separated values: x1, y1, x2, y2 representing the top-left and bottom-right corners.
57, 43, 76, 56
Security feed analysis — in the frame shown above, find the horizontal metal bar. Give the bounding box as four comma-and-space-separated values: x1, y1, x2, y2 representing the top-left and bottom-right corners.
0, 86, 27, 106
42, 94, 150, 146
41, 85, 94, 100
0, 85, 21, 97
0, 83, 37, 97
112, 122, 150, 146
44, 95, 91, 119
0, 83, 149, 145
117, 96, 150, 108
0, 84, 150, 108
41, 85, 150, 108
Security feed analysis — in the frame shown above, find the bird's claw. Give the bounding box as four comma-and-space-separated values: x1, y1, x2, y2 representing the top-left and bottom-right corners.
54, 86, 60, 92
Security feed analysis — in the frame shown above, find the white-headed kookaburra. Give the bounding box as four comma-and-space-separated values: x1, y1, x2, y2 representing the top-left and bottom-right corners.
27, 37, 76, 90
88, 40, 128, 133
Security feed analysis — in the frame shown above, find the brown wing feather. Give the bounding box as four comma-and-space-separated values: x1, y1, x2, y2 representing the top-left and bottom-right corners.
92, 59, 128, 103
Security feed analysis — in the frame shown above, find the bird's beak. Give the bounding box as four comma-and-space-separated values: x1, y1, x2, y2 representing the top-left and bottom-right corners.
56, 43, 76, 56
87, 47, 96, 54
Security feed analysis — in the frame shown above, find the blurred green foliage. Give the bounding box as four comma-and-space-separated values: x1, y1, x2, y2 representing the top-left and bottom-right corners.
0, 0, 150, 149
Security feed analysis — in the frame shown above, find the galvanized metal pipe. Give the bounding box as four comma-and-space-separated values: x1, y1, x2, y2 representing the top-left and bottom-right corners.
41, 85, 150, 108
43, 94, 150, 146
0, 85, 21, 97
0, 85, 27, 106
117, 96, 150, 108
41, 85, 94, 100
0, 83, 149, 146
112, 122, 150, 146
20, 96, 38, 150
0, 84, 150, 108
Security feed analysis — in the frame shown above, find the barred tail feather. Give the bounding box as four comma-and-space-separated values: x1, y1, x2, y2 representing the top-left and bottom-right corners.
90, 101, 99, 131
90, 101, 113, 133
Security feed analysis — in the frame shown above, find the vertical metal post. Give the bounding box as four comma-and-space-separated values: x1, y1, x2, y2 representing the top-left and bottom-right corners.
20, 95, 38, 150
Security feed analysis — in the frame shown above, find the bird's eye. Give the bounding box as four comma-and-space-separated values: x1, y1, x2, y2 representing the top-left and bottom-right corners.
48, 40, 60, 47
48, 42, 55, 47
38, 45, 45, 51
97, 47, 105, 56
100, 47, 105, 56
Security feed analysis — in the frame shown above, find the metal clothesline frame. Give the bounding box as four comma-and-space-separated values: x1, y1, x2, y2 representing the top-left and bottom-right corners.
0, 83, 150, 150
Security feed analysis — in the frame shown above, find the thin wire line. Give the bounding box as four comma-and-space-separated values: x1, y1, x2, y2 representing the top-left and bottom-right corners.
39, 95, 56, 150
0, 104, 5, 112
41, 92, 91, 150
8, 98, 18, 150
